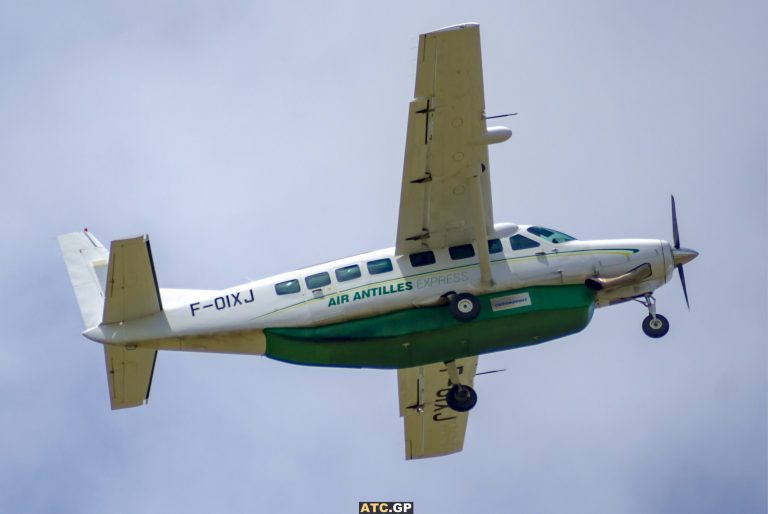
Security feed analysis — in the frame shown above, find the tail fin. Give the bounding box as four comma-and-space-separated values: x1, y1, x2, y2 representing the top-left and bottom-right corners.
58, 230, 109, 329
59, 231, 165, 327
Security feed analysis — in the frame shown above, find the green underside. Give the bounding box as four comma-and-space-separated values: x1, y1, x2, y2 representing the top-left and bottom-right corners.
264, 285, 595, 369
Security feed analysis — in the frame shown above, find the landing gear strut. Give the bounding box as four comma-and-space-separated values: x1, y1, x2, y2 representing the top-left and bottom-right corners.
635, 294, 670, 338
443, 360, 477, 412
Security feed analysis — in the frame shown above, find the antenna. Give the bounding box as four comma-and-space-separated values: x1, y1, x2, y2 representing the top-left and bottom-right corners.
484, 113, 518, 120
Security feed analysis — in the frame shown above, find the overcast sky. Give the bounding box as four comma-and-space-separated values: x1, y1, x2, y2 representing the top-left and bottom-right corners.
1, 1, 765, 513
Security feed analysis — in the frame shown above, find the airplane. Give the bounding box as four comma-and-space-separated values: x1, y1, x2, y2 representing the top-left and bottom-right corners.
59, 23, 698, 460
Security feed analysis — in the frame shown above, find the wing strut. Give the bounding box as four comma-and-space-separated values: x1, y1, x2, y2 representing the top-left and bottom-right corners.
469, 170, 494, 288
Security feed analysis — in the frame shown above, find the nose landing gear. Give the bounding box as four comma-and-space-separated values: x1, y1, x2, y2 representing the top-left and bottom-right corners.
636, 294, 670, 338
642, 314, 670, 338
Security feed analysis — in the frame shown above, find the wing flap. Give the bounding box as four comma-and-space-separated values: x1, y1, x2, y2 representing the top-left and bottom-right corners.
104, 345, 157, 409
103, 235, 162, 324
398, 356, 478, 459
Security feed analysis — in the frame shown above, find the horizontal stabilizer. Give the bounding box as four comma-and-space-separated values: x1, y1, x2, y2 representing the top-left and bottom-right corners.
105, 345, 157, 409
103, 235, 163, 324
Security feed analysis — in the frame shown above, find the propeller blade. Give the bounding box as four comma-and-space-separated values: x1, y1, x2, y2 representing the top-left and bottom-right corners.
677, 264, 690, 310
671, 195, 680, 249
671, 196, 695, 309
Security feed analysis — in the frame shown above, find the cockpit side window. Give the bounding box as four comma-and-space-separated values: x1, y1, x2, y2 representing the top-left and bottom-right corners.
527, 226, 577, 244
275, 279, 301, 295
488, 239, 503, 254
510, 234, 540, 250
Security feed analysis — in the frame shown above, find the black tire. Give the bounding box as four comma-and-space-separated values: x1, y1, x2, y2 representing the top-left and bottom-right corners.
445, 384, 478, 412
449, 293, 481, 322
642, 314, 670, 338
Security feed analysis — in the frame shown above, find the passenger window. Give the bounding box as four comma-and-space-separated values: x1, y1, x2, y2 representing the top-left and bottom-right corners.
488, 239, 503, 254
367, 258, 393, 275
275, 279, 300, 295
409, 251, 436, 267
510, 234, 540, 250
305, 272, 331, 289
335, 265, 361, 282
449, 244, 475, 260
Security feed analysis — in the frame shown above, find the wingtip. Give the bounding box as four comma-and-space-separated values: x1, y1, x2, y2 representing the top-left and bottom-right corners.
427, 22, 479, 35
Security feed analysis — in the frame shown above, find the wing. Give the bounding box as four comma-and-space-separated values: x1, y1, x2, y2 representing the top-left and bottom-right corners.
104, 345, 157, 409
397, 356, 478, 459
395, 23, 509, 256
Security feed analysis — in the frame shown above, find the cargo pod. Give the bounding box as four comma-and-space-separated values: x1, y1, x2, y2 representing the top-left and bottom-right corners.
263, 285, 595, 368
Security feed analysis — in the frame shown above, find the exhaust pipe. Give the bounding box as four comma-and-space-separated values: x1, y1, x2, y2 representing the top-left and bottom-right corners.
585, 263, 652, 291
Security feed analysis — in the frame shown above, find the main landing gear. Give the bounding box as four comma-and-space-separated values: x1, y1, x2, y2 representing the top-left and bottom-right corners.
443, 294, 480, 411
448, 292, 481, 322
635, 294, 670, 338
444, 360, 477, 412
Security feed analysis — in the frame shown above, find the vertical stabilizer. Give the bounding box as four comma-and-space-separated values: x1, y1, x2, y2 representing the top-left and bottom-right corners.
58, 231, 109, 329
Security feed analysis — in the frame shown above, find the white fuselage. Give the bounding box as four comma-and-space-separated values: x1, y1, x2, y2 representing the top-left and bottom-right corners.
83, 224, 675, 355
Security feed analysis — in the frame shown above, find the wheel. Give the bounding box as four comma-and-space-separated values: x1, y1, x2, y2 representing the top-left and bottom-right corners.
445, 384, 478, 412
449, 293, 481, 322
642, 314, 670, 338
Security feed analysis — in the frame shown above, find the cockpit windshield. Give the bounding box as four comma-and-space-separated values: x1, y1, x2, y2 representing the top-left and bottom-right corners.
527, 226, 577, 244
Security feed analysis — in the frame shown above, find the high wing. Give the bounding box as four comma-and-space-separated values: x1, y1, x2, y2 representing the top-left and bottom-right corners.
395, 23, 510, 258
397, 357, 478, 459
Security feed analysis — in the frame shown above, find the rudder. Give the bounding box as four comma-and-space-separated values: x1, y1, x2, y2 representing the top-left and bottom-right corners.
58, 230, 109, 329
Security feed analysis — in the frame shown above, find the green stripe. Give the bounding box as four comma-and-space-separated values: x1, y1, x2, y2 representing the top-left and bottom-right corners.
264, 284, 595, 369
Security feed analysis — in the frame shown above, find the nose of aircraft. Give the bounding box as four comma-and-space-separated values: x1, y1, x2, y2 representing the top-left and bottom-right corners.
672, 247, 699, 266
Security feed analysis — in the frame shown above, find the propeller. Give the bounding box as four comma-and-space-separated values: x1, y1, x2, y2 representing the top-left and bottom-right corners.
670, 195, 699, 309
